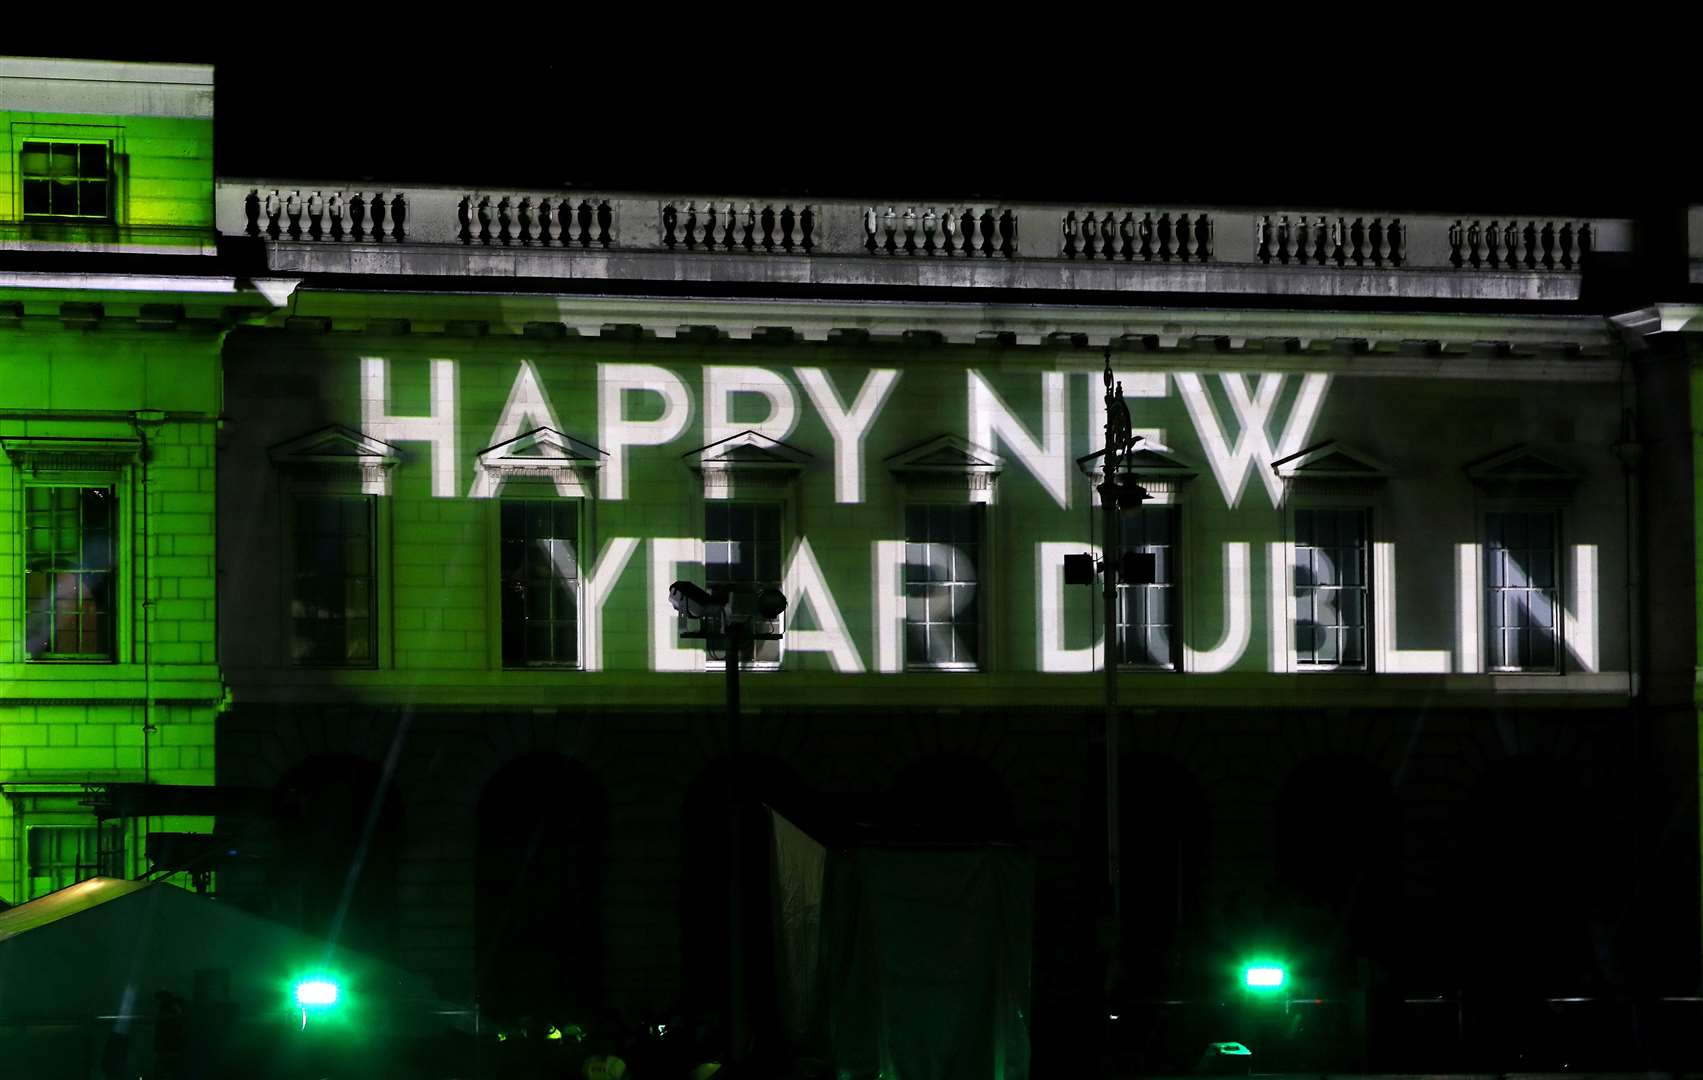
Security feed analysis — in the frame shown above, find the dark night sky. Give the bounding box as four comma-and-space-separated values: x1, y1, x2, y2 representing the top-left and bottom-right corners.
27, 41, 1687, 216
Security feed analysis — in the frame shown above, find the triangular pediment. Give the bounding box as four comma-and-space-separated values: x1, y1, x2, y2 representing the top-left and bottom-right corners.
685, 430, 812, 470
1076, 441, 1196, 478
477, 427, 606, 470
1464, 445, 1578, 482
887, 434, 1003, 474
269, 425, 400, 467
1272, 440, 1392, 480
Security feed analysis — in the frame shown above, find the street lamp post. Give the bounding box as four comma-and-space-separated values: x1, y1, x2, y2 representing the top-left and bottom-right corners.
670, 581, 787, 1067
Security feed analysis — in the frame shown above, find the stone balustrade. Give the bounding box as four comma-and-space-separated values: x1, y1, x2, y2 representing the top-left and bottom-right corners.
219, 181, 1634, 298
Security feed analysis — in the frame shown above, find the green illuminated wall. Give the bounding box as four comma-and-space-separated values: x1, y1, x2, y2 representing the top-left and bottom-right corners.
0, 321, 224, 903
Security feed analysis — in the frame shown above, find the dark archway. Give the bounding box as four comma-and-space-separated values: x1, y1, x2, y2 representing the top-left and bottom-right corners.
1272, 756, 1403, 992
888, 752, 1017, 843
271, 754, 404, 960
474, 752, 606, 1026
681, 755, 812, 1063
1462, 755, 1609, 1066
1119, 753, 1210, 995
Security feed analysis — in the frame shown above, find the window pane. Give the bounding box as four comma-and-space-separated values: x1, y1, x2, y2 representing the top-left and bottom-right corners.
292, 496, 376, 666
500, 499, 580, 667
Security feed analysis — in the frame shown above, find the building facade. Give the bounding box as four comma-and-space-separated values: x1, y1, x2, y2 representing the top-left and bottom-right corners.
5, 55, 1703, 1074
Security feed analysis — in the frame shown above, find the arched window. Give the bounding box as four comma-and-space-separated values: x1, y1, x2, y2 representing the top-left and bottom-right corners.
475, 753, 606, 1025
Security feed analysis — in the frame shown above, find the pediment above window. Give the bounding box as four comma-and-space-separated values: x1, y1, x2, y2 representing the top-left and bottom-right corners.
269, 424, 400, 493
1076, 441, 1197, 501
1464, 444, 1579, 497
1, 436, 140, 475
1272, 440, 1392, 480
684, 429, 812, 498
473, 426, 605, 498
887, 434, 1003, 502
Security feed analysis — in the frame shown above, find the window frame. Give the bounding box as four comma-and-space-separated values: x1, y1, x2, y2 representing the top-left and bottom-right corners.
701, 497, 789, 670
1114, 496, 1183, 672
1287, 503, 1374, 673
494, 491, 588, 670
902, 502, 986, 672
20, 481, 122, 663
10, 123, 123, 226
282, 490, 384, 670
1480, 504, 1566, 675
24, 821, 123, 898
18, 139, 115, 222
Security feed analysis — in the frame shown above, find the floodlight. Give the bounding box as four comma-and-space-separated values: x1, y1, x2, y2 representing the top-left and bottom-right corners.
295, 979, 339, 1006
1063, 552, 1097, 586
755, 587, 788, 620
669, 580, 726, 619
1243, 964, 1286, 990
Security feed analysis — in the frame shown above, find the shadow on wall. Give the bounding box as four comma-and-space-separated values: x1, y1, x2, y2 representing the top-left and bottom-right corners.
269, 754, 404, 960
475, 752, 607, 1027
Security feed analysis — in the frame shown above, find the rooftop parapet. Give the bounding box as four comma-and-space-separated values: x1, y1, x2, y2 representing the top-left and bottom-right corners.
217, 179, 1634, 303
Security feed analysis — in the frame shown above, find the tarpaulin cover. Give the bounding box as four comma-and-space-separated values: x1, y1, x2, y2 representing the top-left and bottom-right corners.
770, 810, 1033, 1080
0, 876, 459, 1029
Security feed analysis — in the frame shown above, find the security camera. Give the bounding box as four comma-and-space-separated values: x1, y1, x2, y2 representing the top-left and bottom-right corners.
755, 587, 788, 620
669, 580, 728, 619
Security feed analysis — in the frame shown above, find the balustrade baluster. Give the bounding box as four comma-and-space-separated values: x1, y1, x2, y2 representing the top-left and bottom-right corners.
1254, 215, 1268, 264
328, 192, 344, 241
1119, 213, 1135, 260
1101, 212, 1117, 259
1138, 212, 1153, 261
1154, 213, 1171, 261
1389, 218, 1404, 266
1540, 221, 1556, 269
350, 193, 366, 241
1292, 216, 1309, 265
782, 205, 798, 251
922, 207, 938, 254
1579, 221, 1593, 262
1374, 219, 1390, 266
903, 207, 918, 254
1559, 222, 1575, 269
372, 193, 389, 243
758, 205, 774, 252
306, 191, 324, 240
285, 190, 303, 240
1279, 215, 1294, 264
1061, 211, 1078, 258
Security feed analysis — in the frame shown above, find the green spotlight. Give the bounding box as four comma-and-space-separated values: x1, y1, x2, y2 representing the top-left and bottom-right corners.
1243, 964, 1286, 990
295, 979, 339, 1007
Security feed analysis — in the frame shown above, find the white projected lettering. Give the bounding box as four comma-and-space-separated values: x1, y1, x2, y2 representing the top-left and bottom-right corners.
1090, 370, 1169, 451
469, 360, 569, 498
873, 540, 906, 673
705, 365, 799, 447
1267, 541, 1293, 673
1563, 545, 1599, 672
599, 364, 692, 500
796, 367, 900, 504
1037, 541, 1101, 672
1455, 543, 1482, 673
1184, 542, 1251, 673
361, 357, 458, 497
1372, 542, 1450, 673
782, 537, 864, 672
1175, 372, 1328, 508
969, 371, 1071, 509
649, 538, 704, 671
581, 536, 639, 672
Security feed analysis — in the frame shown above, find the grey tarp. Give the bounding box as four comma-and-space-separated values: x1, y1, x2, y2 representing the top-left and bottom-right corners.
770, 809, 1033, 1080
0, 877, 469, 1078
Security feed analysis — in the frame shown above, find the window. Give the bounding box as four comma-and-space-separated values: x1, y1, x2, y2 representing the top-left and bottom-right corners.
26, 822, 122, 898
904, 504, 982, 669
290, 495, 375, 665
704, 502, 783, 665
500, 500, 579, 667
24, 486, 116, 661
1116, 504, 1179, 669
1485, 511, 1559, 671
1293, 508, 1369, 669
20, 141, 112, 220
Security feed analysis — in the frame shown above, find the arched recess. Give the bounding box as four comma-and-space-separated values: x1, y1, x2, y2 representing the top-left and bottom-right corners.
680, 754, 812, 1061
1119, 752, 1210, 994
1272, 756, 1404, 992
888, 751, 1017, 843
1463, 756, 1602, 999
474, 752, 607, 1025
271, 754, 404, 960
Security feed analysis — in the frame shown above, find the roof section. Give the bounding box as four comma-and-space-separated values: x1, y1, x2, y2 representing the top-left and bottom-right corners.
0, 56, 213, 119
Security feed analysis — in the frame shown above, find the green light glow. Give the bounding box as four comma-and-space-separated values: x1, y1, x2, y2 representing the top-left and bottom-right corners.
1243, 964, 1286, 989
295, 979, 339, 1006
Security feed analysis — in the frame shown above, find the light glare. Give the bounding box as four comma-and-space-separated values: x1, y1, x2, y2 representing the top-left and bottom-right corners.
1244, 965, 1285, 989
295, 980, 338, 1006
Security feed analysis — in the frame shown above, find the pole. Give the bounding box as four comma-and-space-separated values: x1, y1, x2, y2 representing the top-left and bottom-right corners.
1100, 354, 1124, 966
726, 622, 745, 1066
